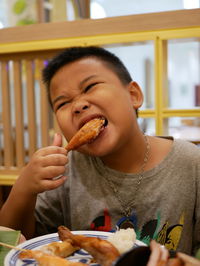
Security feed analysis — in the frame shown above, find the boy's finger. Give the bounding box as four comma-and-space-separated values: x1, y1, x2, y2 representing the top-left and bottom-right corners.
147, 240, 162, 266
35, 146, 67, 156
42, 154, 68, 166
42, 165, 67, 178
52, 133, 63, 147
41, 175, 67, 191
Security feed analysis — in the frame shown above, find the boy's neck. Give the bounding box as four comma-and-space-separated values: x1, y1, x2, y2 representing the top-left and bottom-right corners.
101, 135, 150, 173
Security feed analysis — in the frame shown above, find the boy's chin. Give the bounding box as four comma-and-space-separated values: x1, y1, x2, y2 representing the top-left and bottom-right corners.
77, 145, 109, 157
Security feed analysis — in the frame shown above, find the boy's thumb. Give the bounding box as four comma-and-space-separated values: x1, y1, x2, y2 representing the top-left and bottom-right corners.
52, 133, 63, 147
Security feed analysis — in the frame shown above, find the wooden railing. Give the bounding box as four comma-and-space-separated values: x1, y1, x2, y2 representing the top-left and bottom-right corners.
0, 51, 61, 184
0, 9, 200, 185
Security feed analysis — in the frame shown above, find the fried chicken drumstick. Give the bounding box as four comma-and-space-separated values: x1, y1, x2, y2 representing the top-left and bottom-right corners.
41, 240, 79, 258
58, 226, 120, 266
66, 118, 105, 151
19, 249, 86, 266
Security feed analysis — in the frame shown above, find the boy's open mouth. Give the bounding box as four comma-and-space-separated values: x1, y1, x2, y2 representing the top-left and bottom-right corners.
79, 116, 107, 129
87, 117, 108, 143
66, 117, 107, 151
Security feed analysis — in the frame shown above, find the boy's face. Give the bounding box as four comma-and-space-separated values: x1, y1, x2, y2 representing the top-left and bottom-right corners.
50, 57, 143, 157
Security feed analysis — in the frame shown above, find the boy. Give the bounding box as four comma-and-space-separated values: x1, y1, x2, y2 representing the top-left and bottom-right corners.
0, 46, 200, 255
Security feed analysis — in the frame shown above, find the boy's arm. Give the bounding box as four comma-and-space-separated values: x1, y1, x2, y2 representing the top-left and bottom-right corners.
193, 163, 200, 256
0, 182, 37, 239
0, 133, 68, 239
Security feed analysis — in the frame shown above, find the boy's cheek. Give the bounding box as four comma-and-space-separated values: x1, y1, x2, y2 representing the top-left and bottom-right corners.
56, 116, 73, 138
59, 126, 74, 143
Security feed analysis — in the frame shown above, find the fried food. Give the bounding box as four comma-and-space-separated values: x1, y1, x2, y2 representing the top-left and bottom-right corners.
66, 118, 105, 151
58, 226, 120, 266
41, 240, 79, 257
19, 249, 86, 266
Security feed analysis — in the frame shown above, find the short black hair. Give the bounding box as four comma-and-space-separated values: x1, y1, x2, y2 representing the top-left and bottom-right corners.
42, 46, 133, 105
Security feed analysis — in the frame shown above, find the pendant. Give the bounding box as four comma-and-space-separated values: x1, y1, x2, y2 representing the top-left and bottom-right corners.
118, 218, 135, 229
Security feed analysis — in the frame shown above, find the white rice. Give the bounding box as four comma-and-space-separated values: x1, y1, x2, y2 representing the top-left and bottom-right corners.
107, 228, 136, 254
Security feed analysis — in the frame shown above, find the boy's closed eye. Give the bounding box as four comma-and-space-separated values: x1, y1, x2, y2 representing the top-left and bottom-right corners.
54, 98, 71, 112
54, 84, 95, 111
83, 82, 100, 93
55, 101, 70, 111
54, 82, 103, 111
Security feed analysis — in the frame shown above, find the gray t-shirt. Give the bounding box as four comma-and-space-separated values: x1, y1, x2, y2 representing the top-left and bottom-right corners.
35, 139, 200, 255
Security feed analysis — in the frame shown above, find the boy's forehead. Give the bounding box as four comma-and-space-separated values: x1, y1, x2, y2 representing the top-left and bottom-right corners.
52, 57, 112, 80
65, 57, 106, 69
50, 58, 100, 87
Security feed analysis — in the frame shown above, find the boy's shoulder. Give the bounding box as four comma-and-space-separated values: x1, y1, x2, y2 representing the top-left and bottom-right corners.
153, 136, 200, 164
169, 138, 200, 165
173, 138, 200, 152
158, 136, 200, 152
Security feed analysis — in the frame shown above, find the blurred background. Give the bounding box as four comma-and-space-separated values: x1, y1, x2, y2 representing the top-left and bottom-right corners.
0, 0, 200, 26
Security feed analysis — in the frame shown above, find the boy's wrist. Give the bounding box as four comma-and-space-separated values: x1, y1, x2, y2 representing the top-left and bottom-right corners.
12, 182, 38, 200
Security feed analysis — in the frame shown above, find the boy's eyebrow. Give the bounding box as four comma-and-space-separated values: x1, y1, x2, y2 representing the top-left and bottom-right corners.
79, 75, 98, 87
52, 75, 98, 105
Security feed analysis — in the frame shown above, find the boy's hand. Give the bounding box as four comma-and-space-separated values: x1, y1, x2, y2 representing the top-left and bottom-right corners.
17, 133, 68, 195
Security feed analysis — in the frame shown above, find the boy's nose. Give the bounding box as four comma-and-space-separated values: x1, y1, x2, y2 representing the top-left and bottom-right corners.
72, 100, 90, 114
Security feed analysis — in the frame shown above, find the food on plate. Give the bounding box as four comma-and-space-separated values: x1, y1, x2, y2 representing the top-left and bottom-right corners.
4, 227, 199, 266
66, 118, 105, 151
107, 228, 136, 254
19, 249, 86, 266
58, 225, 120, 266
40, 240, 79, 257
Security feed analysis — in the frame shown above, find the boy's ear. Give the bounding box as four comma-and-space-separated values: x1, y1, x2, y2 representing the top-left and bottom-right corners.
128, 81, 144, 109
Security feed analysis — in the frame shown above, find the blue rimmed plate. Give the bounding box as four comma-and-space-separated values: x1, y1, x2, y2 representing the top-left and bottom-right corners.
4, 231, 145, 265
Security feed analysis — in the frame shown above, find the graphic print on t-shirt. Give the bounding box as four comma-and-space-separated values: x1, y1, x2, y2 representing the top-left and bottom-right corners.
156, 213, 184, 251
90, 209, 184, 251
90, 209, 112, 231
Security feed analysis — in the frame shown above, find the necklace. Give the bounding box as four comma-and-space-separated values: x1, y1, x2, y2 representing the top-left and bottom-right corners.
105, 135, 150, 228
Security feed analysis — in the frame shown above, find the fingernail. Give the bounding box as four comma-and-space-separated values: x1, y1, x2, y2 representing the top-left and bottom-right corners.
62, 176, 67, 181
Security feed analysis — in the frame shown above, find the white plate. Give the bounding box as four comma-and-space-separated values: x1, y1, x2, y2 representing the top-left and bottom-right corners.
4, 230, 145, 266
